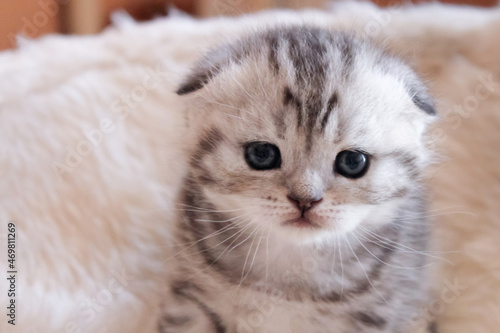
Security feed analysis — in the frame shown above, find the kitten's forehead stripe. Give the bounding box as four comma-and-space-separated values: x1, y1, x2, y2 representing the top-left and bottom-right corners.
283, 87, 301, 109
283, 87, 303, 128
305, 95, 323, 151
286, 28, 328, 89
321, 92, 339, 132
266, 27, 358, 149
266, 33, 281, 74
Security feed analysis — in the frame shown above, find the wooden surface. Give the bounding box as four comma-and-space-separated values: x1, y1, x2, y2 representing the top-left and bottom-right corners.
0, 0, 497, 50
195, 0, 498, 16
65, 0, 174, 35
196, 0, 324, 17
0, 0, 60, 50
372, 0, 497, 6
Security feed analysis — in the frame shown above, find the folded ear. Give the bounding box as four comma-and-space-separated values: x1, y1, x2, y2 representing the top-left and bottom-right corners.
176, 44, 242, 96
409, 84, 436, 116
403, 69, 437, 116
176, 58, 220, 95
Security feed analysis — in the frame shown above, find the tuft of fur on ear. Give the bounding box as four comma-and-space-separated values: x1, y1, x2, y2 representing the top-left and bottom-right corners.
176, 43, 246, 95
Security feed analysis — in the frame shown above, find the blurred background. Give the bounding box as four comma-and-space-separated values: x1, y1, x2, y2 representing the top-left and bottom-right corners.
0, 0, 497, 51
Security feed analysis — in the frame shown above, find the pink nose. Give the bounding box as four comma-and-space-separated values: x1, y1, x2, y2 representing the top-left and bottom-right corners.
287, 195, 323, 212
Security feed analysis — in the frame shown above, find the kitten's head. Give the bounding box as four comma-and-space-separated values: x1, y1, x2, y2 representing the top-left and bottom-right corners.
177, 26, 436, 244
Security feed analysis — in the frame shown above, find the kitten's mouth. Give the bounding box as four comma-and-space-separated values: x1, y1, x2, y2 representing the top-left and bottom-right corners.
282, 217, 320, 229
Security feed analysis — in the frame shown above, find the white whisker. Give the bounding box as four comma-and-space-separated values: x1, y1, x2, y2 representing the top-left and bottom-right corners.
351, 229, 433, 270
344, 234, 389, 306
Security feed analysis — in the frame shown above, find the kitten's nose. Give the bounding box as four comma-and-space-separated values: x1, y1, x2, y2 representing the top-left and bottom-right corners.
287, 195, 323, 212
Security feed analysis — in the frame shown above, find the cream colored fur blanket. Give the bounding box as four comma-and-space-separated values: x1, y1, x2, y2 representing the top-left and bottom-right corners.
0, 2, 499, 332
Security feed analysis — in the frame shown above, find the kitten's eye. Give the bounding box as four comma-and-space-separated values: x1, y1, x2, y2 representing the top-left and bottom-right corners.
244, 142, 281, 170
334, 150, 369, 179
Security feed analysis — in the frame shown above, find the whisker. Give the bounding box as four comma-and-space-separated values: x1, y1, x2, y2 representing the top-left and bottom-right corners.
231, 226, 260, 299
253, 61, 271, 101
196, 220, 255, 268
240, 229, 258, 283
357, 225, 455, 265
343, 233, 389, 306
176, 203, 244, 213
265, 226, 270, 284
195, 214, 249, 223
202, 97, 258, 125
162, 214, 250, 262
336, 231, 345, 299
331, 233, 338, 275
351, 230, 434, 270
231, 75, 260, 105
190, 221, 255, 277
395, 211, 478, 225
242, 231, 264, 283
226, 223, 258, 256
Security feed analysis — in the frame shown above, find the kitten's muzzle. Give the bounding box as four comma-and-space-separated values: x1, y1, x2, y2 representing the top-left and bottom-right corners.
287, 195, 323, 216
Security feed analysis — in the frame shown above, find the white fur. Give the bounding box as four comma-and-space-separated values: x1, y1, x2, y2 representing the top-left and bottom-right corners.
0, 3, 499, 332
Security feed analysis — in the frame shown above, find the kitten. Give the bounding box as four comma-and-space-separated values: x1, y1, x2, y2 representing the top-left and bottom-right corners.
160, 25, 436, 333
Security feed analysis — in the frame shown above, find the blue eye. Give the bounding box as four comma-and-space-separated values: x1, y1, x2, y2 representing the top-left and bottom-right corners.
334, 150, 369, 179
244, 142, 281, 170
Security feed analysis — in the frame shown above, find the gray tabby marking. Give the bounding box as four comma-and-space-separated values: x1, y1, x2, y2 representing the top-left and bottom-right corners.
321, 92, 339, 132
169, 281, 226, 333
266, 33, 281, 74
352, 311, 388, 329
283, 87, 303, 128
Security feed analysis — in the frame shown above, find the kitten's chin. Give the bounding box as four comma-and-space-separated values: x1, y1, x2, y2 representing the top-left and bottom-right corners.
276, 225, 332, 245
274, 218, 353, 245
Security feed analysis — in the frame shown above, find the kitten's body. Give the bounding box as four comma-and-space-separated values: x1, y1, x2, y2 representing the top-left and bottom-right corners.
160, 26, 435, 333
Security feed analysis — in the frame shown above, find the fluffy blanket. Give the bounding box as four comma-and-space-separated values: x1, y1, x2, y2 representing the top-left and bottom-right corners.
0, 2, 499, 332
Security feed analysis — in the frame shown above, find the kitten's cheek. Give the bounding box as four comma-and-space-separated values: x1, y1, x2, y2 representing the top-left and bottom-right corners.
320, 206, 373, 234
310, 215, 356, 234
360, 200, 403, 228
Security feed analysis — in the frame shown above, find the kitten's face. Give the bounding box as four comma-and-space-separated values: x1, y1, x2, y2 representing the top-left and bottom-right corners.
179, 28, 435, 244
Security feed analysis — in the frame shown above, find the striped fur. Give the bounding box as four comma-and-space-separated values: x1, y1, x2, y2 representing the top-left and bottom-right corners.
160, 26, 436, 333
